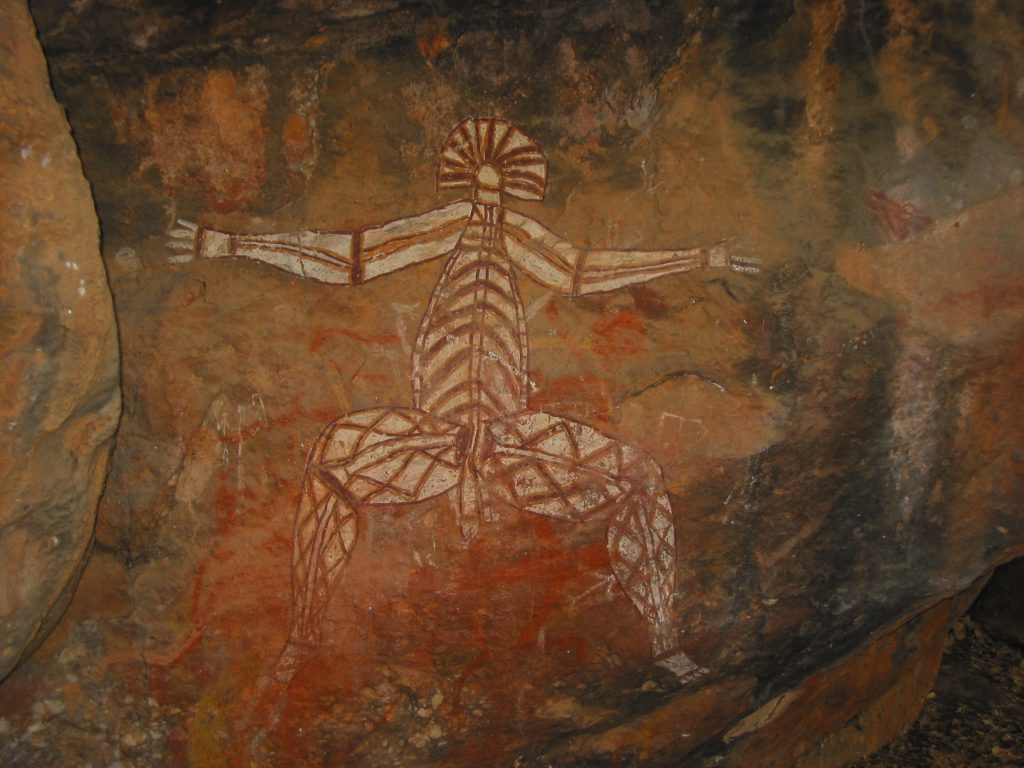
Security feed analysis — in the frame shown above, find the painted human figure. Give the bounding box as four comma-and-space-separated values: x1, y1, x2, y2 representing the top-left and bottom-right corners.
169, 117, 758, 682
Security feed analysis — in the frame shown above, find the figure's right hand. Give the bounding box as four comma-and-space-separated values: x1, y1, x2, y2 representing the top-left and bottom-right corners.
166, 219, 198, 262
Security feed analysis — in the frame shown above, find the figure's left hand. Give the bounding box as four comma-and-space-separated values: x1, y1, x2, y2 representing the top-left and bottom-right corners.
166, 218, 198, 262
715, 241, 760, 274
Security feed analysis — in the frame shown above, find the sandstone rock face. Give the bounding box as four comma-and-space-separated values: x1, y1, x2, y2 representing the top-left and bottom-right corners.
2, 1, 1022, 765
0, 0, 120, 680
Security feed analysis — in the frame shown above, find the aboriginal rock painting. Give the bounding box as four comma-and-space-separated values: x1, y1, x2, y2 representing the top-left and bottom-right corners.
169, 117, 758, 684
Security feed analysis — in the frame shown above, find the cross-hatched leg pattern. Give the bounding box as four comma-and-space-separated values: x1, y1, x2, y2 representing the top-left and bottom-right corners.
606, 456, 677, 657
480, 410, 680, 659
289, 407, 464, 643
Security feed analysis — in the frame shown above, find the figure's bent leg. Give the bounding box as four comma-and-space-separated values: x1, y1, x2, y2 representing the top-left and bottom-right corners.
481, 411, 698, 677
290, 470, 358, 644
273, 467, 357, 684
279, 407, 463, 672
605, 455, 676, 655
481, 411, 629, 522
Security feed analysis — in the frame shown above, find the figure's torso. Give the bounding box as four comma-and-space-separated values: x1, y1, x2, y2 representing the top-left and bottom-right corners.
412, 203, 528, 429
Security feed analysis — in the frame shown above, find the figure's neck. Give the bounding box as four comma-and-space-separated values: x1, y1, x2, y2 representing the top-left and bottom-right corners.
473, 186, 501, 207
469, 201, 501, 225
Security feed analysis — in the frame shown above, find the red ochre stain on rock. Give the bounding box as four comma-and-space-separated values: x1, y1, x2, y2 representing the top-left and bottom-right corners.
545, 296, 561, 319
281, 111, 310, 167
590, 310, 647, 359
355, 372, 391, 385
416, 17, 451, 60
309, 326, 401, 351
532, 373, 614, 422
139, 68, 268, 212
628, 284, 671, 317
213, 473, 260, 536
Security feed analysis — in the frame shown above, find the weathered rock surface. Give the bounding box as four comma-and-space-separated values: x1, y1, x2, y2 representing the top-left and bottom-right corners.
1, 1, 1022, 765
0, 0, 120, 680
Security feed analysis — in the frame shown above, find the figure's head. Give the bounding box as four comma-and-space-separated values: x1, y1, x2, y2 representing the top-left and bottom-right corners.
437, 117, 548, 205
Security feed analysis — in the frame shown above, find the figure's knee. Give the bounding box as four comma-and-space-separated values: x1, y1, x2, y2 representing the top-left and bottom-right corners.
307, 407, 387, 465
624, 451, 667, 497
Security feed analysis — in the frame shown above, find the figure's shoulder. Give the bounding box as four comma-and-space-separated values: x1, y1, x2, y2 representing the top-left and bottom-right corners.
363, 199, 473, 243
500, 208, 556, 241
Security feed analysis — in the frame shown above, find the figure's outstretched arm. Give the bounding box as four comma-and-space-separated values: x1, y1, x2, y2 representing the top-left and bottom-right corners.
167, 201, 473, 285
501, 209, 759, 296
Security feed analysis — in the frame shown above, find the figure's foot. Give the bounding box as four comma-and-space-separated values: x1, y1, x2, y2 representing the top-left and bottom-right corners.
655, 649, 707, 683
651, 615, 680, 658
270, 638, 317, 685
233, 638, 319, 763
651, 618, 707, 683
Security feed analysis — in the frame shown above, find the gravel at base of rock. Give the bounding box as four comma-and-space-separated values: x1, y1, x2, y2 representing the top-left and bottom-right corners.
856, 618, 1024, 768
